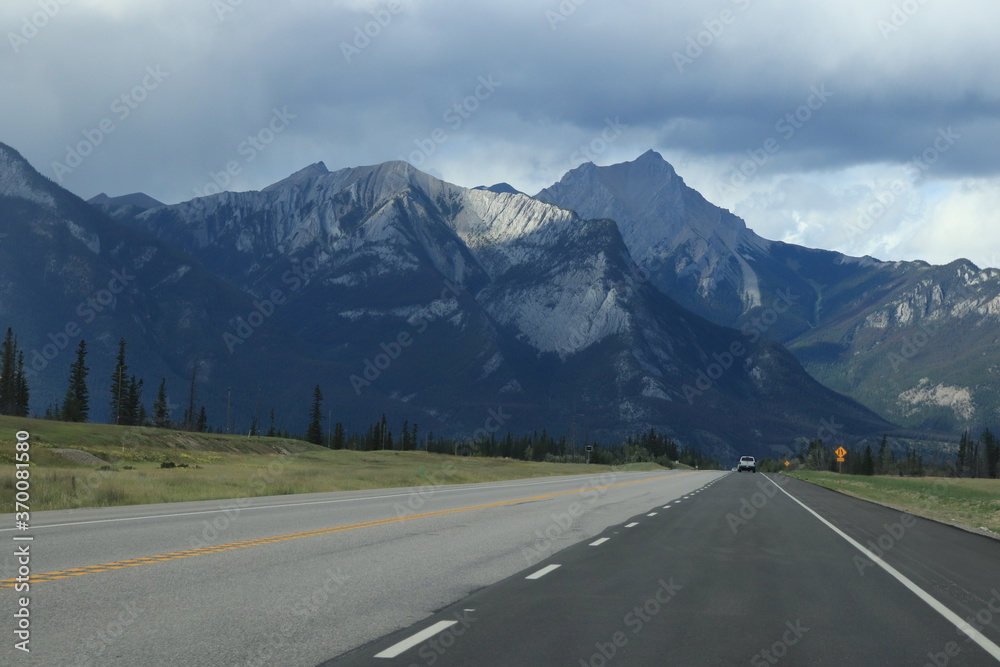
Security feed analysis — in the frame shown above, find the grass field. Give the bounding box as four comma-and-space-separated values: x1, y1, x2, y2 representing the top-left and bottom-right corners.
0, 416, 664, 512
787, 470, 1000, 536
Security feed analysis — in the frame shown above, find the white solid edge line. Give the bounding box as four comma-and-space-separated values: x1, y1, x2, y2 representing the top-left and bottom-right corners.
375, 620, 458, 659
526, 564, 562, 580
763, 476, 1000, 661
590, 538, 610, 546
625, 522, 639, 528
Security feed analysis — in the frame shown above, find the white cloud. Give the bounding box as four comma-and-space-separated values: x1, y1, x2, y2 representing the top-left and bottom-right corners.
903, 178, 1000, 268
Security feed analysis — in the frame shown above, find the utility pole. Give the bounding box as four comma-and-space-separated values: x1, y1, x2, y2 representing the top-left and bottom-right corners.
226, 386, 231, 434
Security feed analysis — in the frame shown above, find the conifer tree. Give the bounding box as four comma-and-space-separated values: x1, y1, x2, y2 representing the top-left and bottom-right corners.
121, 375, 144, 426
983, 428, 999, 479
15, 351, 29, 417
184, 366, 197, 429
306, 385, 324, 445
109, 339, 129, 424
196, 406, 208, 433
862, 444, 875, 476
153, 378, 170, 428
957, 431, 969, 477
0, 328, 29, 416
61, 340, 90, 422
876, 435, 887, 475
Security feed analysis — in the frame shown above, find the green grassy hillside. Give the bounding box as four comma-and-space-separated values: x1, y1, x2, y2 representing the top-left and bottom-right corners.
0, 416, 661, 512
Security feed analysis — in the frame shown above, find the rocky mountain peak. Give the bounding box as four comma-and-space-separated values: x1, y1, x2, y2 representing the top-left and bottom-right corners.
0, 141, 56, 209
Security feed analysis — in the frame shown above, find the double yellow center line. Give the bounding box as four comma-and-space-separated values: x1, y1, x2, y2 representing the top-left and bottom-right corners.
2, 472, 690, 587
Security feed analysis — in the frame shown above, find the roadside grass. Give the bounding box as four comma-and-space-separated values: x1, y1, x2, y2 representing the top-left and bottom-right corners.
787, 470, 1000, 536
0, 416, 664, 512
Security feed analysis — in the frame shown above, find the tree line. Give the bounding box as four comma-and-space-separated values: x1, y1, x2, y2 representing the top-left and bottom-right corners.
0, 328, 209, 430
0, 328, 30, 417
303, 384, 722, 467
758, 431, 999, 479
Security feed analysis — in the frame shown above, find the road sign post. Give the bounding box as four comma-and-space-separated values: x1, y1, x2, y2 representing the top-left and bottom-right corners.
835, 447, 847, 484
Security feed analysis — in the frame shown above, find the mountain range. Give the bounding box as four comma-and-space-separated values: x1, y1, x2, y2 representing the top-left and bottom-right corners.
3, 141, 994, 460
536, 150, 1000, 434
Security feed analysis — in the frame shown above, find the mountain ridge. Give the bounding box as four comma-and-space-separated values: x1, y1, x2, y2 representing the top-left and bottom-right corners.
0, 140, 907, 459
537, 151, 1000, 432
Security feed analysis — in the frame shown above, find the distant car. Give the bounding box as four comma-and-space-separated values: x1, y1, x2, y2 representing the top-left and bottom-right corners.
737, 456, 756, 473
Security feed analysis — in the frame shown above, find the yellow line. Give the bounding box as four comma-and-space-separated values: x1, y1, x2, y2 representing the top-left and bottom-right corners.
2, 472, 694, 587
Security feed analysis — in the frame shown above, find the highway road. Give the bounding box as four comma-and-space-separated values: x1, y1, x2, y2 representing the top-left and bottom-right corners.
3, 469, 999, 666
329, 473, 1000, 666
1, 468, 711, 665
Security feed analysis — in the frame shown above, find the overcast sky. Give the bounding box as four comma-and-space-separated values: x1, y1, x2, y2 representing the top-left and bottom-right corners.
3, 0, 999, 267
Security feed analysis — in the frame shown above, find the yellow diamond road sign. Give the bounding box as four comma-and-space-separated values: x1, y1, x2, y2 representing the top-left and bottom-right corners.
835, 446, 847, 458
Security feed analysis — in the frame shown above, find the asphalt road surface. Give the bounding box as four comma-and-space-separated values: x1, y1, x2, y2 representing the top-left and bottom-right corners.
3, 470, 999, 666
327, 473, 1000, 667
1, 468, 711, 665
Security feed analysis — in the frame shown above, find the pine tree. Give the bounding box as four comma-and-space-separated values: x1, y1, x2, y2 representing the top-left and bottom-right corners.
196, 406, 208, 433
14, 351, 29, 417
109, 339, 128, 424
0, 328, 21, 415
266, 408, 276, 437
876, 435, 888, 475
983, 428, 999, 479
333, 422, 345, 449
862, 444, 875, 476
153, 378, 170, 428
968, 438, 981, 478
957, 430, 969, 477
184, 366, 197, 429
121, 375, 144, 426
61, 340, 90, 422
306, 385, 324, 445
136, 397, 148, 427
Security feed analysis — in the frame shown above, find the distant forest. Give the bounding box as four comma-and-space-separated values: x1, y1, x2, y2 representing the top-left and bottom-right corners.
1, 328, 722, 469
5, 327, 996, 477
757, 433, 999, 479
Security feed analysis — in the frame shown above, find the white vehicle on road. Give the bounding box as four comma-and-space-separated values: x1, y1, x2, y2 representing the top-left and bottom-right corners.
737, 455, 757, 472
